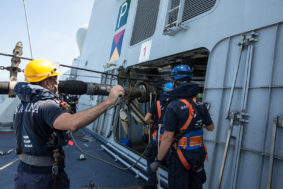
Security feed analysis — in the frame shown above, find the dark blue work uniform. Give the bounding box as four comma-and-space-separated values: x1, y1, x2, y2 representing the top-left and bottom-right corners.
164, 82, 213, 189
144, 94, 169, 188
13, 82, 70, 189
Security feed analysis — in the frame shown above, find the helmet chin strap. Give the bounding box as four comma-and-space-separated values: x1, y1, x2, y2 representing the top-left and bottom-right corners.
54, 86, 59, 97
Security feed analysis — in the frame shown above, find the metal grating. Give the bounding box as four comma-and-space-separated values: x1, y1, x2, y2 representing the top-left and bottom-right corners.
167, 0, 180, 26
168, 8, 179, 26
171, 0, 180, 8
130, 0, 160, 46
182, 0, 216, 22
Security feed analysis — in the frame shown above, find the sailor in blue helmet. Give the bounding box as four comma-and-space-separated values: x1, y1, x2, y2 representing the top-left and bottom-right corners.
13, 59, 124, 189
150, 65, 214, 189
143, 82, 173, 189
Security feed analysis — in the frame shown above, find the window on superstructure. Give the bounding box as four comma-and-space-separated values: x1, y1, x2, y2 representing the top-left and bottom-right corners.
182, 0, 216, 21
130, 0, 161, 46
164, 0, 216, 35
166, 0, 181, 29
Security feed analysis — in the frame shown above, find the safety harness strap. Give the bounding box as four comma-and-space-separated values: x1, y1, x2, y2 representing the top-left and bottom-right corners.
179, 97, 196, 131
173, 97, 205, 170
157, 100, 161, 120
173, 143, 191, 170
203, 142, 208, 162
152, 126, 164, 142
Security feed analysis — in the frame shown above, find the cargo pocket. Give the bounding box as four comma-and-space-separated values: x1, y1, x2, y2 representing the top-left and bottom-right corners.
14, 174, 23, 189
59, 171, 70, 189
32, 174, 52, 189
167, 152, 179, 187
14, 174, 19, 182
194, 166, 207, 184
186, 147, 206, 166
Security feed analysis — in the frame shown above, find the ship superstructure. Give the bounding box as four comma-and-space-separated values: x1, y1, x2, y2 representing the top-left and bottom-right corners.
73, 0, 283, 188
0, 0, 283, 188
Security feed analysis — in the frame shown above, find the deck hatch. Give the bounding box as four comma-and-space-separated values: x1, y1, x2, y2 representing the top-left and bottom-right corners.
130, 0, 160, 46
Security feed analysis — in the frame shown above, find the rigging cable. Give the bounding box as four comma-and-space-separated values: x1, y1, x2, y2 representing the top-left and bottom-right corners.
0, 159, 19, 171
60, 64, 117, 77
70, 131, 149, 171
61, 64, 164, 79
0, 52, 32, 61
69, 101, 150, 171
0, 52, 164, 80
62, 74, 102, 79
22, 0, 33, 59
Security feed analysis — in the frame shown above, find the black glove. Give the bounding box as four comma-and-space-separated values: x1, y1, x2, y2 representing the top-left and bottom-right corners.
150, 160, 162, 172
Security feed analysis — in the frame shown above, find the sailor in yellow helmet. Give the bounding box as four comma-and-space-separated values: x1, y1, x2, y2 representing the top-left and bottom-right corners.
24, 59, 62, 94
25, 59, 61, 81
13, 59, 124, 189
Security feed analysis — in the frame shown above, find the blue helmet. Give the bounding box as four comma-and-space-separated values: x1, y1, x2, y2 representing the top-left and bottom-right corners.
163, 82, 173, 92
170, 64, 192, 80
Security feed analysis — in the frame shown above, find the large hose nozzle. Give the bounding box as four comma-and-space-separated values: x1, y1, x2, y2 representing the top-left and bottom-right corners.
58, 80, 156, 103
0, 80, 156, 103
58, 80, 112, 96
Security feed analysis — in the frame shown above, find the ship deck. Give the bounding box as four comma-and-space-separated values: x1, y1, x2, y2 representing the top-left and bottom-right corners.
0, 128, 142, 189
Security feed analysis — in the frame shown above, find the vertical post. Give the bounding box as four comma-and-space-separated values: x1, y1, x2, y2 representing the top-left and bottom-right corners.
232, 42, 254, 189
9, 42, 23, 97
217, 112, 235, 189
217, 35, 246, 189
232, 32, 257, 189
225, 35, 245, 119
267, 116, 278, 189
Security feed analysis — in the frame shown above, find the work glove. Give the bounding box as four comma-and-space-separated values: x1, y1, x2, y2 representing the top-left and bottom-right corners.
150, 160, 162, 172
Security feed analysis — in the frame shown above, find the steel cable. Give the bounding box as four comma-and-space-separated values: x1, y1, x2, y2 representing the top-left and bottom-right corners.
70, 131, 149, 171
22, 0, 33, 59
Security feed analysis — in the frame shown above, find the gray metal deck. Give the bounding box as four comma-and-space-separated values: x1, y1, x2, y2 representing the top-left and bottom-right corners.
0, 129, 142, 189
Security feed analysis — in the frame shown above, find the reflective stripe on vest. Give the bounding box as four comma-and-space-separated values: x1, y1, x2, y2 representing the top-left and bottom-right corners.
177, 97, 203, 150
178, 130, 204, 150
152, 129, 164, 142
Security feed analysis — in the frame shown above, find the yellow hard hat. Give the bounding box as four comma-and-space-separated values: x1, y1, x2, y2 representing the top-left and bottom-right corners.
24, 59, 62, 82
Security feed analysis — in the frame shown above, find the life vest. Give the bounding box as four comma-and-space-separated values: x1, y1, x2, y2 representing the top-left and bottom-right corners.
14, 91, 68, 157
173, 97, 208, 170
152, 100, 164, 142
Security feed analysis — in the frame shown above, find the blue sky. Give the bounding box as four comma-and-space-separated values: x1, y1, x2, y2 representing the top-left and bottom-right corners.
0, 0, 94, 81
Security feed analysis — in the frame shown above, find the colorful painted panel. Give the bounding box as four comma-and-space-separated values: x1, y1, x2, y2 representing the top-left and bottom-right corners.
109, 29, 125, 62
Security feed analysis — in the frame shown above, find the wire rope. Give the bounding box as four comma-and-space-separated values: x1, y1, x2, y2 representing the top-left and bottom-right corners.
62, 74, 102, 79
70, 131, 149, 171
22, 0, 33, 59
0, 53, 165, 81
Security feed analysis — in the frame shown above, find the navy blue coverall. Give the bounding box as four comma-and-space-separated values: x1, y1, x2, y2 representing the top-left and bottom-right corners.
144, 94, 169, 188
163, 82, 213, 189
13, 82, 70, 189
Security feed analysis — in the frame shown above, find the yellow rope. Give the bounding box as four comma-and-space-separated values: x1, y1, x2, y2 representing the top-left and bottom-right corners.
0, 159, 19, 171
